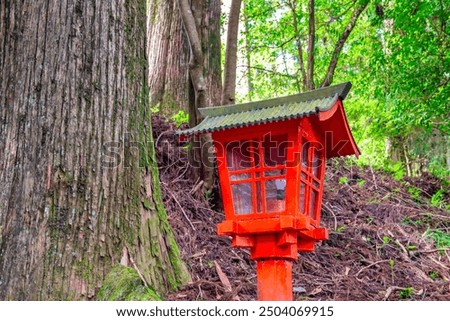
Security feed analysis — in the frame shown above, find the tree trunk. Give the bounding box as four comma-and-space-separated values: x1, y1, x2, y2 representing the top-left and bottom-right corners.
320, 0, 369, 88
288, 0, 307, 91
243, 4, 253, 101
178, 0, 221, 195
222, 0, 242, 105
0, 0, 188, 300
307, 0, 315, 90
147, 0, 190, 112
149, 0, 220, 113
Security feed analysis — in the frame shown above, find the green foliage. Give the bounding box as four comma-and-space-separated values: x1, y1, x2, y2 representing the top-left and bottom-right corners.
399, 287, 415, 300
150, 104, 160, 114
430, 189, 445, 208
338, 176, 349, 185
237, 0, 450, 178
171, 110, 189, 128
428, 270, 440, 280
407, 186, 421, 202
389, 259, 395, 268
389, 162, 405, 181
357, 179, 366, 188
427, 230, 450, 250
402, 216, 423, 227
355, 0, 449, 176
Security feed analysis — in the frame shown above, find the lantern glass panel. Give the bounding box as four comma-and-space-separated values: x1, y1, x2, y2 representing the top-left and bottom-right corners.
230, 173, 251, 180
312, 148, 320, 178
265, 179, 286, 213
299, 182, 306, 214
256, 181, 262, 213
231, 183, 253, 214
309, 189, 318, 220
302, 143, 309, 167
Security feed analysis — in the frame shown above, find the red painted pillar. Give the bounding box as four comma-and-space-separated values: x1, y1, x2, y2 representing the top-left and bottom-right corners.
256, 259, 293, 301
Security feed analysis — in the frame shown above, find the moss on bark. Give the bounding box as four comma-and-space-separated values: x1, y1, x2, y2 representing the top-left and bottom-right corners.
97, 266, 161, 301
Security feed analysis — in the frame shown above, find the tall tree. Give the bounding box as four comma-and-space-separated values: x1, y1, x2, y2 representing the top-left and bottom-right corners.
147, 0, 191, 112
222, 0, 243, 105
319, 0, 369, 87
177, 0, 222, 194
0, 0, 188, 300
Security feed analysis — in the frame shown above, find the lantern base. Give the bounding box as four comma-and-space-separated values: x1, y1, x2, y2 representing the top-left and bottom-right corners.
257, 259, 293, 301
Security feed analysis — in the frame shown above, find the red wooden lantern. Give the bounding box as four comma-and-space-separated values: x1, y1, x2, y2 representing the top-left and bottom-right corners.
179, 82, 359, 300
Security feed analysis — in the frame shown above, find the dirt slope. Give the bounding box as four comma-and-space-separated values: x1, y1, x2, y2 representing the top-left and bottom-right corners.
153, 116, 450, 301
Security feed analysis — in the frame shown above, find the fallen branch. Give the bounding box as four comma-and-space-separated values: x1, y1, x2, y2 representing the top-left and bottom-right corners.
323, 202, 338, 231
214, 260, 240, 300
370, 165, 378, 190
355, 260, 390, 277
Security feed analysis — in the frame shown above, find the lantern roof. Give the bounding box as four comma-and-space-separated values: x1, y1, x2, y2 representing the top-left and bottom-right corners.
179, 82, 352, 137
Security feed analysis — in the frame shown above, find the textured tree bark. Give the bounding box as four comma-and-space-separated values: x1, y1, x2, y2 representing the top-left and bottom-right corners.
147, 0, 190, 112
0, 0, 188, 300
178, 0, 221, 194
221, 0, 242, 105
149, 0, 221, 112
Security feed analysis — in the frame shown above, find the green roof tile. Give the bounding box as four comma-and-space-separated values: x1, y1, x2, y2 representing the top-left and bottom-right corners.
179, 82, 351, 137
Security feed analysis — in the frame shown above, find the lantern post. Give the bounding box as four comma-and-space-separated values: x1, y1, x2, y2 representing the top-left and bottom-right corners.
179, 82, 359, 301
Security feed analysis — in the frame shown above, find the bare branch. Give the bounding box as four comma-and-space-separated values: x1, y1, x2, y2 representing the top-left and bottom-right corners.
320, 1, 369, 88
239, 65, 299, 79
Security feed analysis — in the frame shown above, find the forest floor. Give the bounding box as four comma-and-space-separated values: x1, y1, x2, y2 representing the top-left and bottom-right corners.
152, 116, 450, 301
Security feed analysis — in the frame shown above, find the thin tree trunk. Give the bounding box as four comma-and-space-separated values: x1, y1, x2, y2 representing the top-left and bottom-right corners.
179, 0, 207, 191
307, 0, 315, 90
178, 0, 221, 194
0, 0, 188, 300
320, 1, 369, 88
288, 0, 307, 91
243, 5, 253, 101
222, 0, 242, 105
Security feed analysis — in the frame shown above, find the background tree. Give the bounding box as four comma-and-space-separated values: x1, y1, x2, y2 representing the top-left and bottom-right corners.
149, 0, 222, 192
222, 0, 243, 105
0, 0, 188, 300
147, 0, 191, 112
365, 0, 449, 176
175, 0, 222, 194
240, 0, 369, 96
